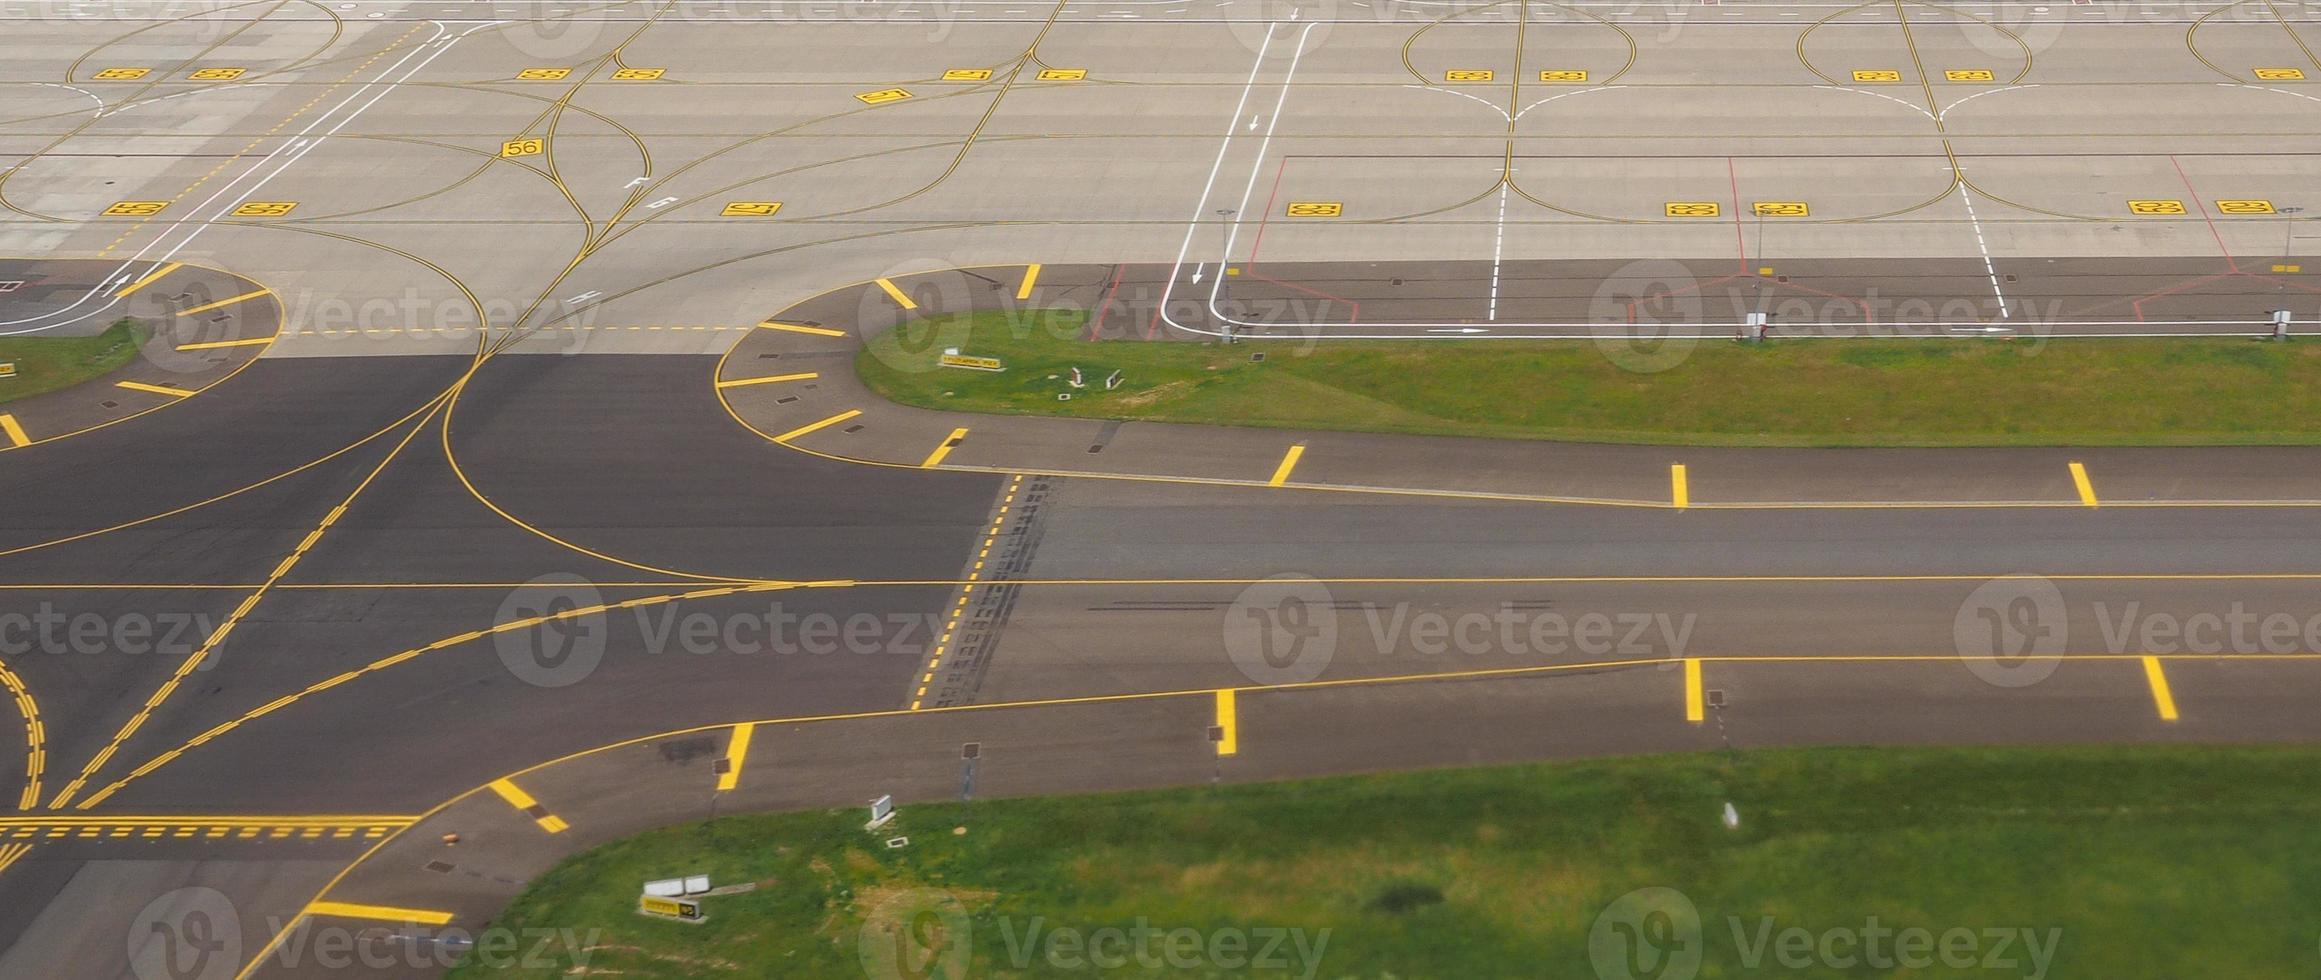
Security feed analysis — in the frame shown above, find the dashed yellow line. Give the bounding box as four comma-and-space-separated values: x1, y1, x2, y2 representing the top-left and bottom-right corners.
175, 336, 273, 351
2141, 655, 2180, 721
173, 289, 273, 318
114, 262, 181, 299
1671, 464, 1690, 510
1268, 445, 1306, 487
1214, 689, 1238, 756
715, 371, 817, 389
921, 427, 969, 468
913, 475, 1022, 710
716, 722, 754, 792
0, 414, 27, 449
873, 277, 918, 310
2070, 461, 2099, 507
1683, 658, 1704, 722
113, 380, 190, 398
758, 321, 847, 337
1017, 263, 1041, 300
486, 778, 568, 834
773, 409, 860, 443
306, 901, 454, 925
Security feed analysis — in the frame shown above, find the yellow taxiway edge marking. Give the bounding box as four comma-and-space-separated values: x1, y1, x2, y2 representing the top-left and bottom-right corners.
0, 843, 29, 875
175, 336, 273, 351
715, 371, 818, 389
921, 427, 969, 468
174, 289, 272, 317
486, 778, 568, 834
0, 415, 26, 448
2069, 461, 2098, 507
716, 722, 754, 792
114, 381, 190, 398
1671, 464, 1690, 510
774, 409, 861, 443
2141, 655, 2179, 721
306, 901, 454, 925
115, 262, 182, 298
1214, 689, 1238, 756
758, 321, 847, 337
1683, 658, 1704, 722
874, 277, 918, 310
1017, 263, 1041, 300
1268, 445, 1306, 487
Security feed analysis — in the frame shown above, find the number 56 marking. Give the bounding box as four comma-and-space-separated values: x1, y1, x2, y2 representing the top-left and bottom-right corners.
502, 138, 545, 158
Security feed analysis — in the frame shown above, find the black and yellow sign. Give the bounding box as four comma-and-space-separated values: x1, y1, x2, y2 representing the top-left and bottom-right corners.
1538, 69, 1588, 83
612, 68, 665, 80
856, 88, 911, 104
943, 68, 993, 81
638, 896, 705, 921
722, 202, 782, 217
2254, 67, 2306, 80
1752, 202, 1809, 217
1852, 69, 1902, 83
189, 68, 246, 80
2126, 199, 2186, 215
2217, 199, 2276, 215
1445, 69, 1494, 82
93, 68, 149, 80
232, 202, 297, 217
103, 201, 168, 217
939, 353, 1004, 371
1944, 69, 1995, 82
1285, 202, 1342, 217
1036, 68, 1087, 81
1666, 202, 1721, 217
502, 138, 545, 158
517, 68, 571, 80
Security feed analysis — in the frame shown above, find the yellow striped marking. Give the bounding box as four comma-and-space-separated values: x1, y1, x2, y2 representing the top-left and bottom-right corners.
2069, 461, 2098, 507
1683, 658, 1704, 722
1671, 464, 1690, 510
759, 321, 846, 337
174, 289, 271, 317
0, 414, 26, 448
1268, 445, 1306, 486
921, 427, 969, 468
306, 901, 455, 925
2141, 656, 2179, 721
1215, 689, 1238, 756
114, 381, 189, 398
175, 336, 272, 351
1017, 263, 1041, 300
715, 371, 818, 389
874, 278, 918, 310
486, 778, 568, 834
774, 410, 861, 443
0, 843, 30, 877
115, 262, 181, 299
716, 722, 754, 792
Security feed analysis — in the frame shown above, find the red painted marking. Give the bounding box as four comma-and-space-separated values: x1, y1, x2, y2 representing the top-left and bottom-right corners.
2171, 154, 2239, 273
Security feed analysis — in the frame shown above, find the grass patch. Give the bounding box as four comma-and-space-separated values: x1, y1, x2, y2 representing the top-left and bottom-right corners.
855, 310, 2321, 446
0, 318, 149, 404
457, 745, 2321, 977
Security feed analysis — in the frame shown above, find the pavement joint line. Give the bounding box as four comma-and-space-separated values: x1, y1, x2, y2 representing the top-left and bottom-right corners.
113, 380, 190, 398
1683, 658, 1705, 722
113, 261, 181, 299
759, 320, 848, 336
175, 336, 274, 351
921, 426, 969, 468
486, 778, 569, 834
1214, 689, 1238, 756
172, 288, 273, 317
2141, 655, 2181, 721
2070, 461, 2099, 507
874, 277, 918, 309
0, 414, 27, 449
1017, 262, 1041, 300
773, 409, 861, 443
715, 723, 754, 792
306, 901, 455, 926
1267, 444, 1306, 486
715, 371, 818, 389
1671, 463, 1690, 510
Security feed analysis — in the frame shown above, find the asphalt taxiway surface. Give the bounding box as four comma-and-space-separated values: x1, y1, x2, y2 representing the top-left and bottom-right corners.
5, 0, 2321, 975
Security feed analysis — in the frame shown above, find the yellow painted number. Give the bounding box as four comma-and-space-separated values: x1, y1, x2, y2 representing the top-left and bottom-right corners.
2254, 67, 2306, 80
612, 68, 664, 80
1944, 69, 1995, 82
1852, 69, 1902, 83
189, 68, 245, 80
1036, 68, 1087, 81
943, 68, 993, 81
856, 88, 911, 104
1445, 69, 1494, 82
1285, 202, 1343, 217
231, 202, 297, 217
516, 68, 571, 80
1538, 69, 1589, 83
1665, 202, 1721, 217
1752, 202, 1809, 217
721, 202, 783, 217
2217, 199, 2276, 214
2126, 199, 2186, 215
103, 201, 168, 217
502, 138, 545, 158
93, 68, 149, 80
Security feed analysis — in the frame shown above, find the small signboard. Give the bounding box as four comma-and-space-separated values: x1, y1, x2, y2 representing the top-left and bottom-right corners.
867, 794, 896, 830
638, 895, 705, 921
938, 353, 1003, 372
0, 362, 15, 380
